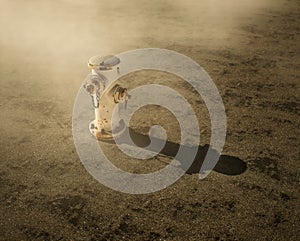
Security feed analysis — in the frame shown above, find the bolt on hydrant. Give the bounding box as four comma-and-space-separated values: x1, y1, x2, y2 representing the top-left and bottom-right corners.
83, 55, 129, 140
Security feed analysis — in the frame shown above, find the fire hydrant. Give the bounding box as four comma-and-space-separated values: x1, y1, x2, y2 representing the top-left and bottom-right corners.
84, 55, 128, 140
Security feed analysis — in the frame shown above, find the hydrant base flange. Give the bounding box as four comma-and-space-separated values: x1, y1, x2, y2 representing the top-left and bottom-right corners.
89, 120, 126, 141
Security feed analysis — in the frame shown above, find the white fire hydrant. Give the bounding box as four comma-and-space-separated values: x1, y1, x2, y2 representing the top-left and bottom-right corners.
84, 55, 128, 140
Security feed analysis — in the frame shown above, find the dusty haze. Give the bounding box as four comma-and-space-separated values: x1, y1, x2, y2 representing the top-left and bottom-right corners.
0, 0, 299, 240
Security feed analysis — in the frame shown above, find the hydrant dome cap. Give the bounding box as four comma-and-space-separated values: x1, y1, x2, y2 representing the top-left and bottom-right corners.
88, 55, 120, 67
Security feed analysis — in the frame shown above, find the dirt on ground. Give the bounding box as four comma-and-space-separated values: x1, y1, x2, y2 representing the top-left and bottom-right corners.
0, 0, 299, 240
